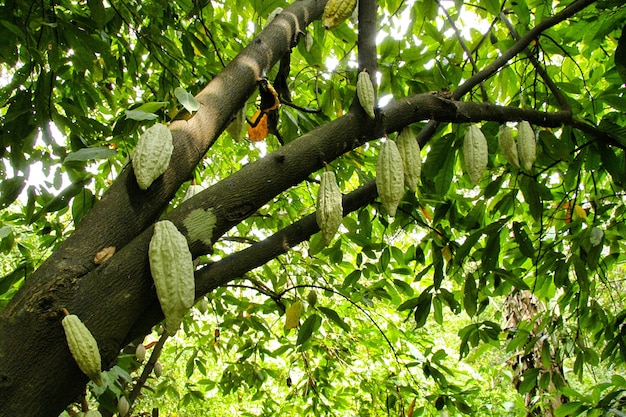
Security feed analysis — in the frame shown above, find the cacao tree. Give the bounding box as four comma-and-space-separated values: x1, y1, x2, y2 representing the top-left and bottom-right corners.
1, 0, 625, 415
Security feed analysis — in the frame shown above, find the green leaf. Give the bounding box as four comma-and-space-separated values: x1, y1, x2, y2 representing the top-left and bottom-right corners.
413, 289, 433, 329
318, 306, 350, 333
513, 222, 534, 258
64, 147, 117, 163
463, 274, 477, 318
554, 402, 586, 417
0, 176, 25, 210
124, 109, 159, 121
174, 87, 200, 113
296, 314, 321, 346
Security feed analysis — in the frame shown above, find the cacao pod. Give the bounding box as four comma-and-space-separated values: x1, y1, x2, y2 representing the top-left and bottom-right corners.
117, 396, 130, 417
463, 125, 488, 186
84, 412, 102, 417
182, 184, 204, 202
149, 220, 195, 334
226, 106, 246, 142
132, 123, 174, 190
285, 301, 303, 331
322, 0, 357, 30
316, 170, 343, 246
154, 361, 163, 377
356, 70, 376, 119
307, 290, 318, 307
197, 297, 208, 314
376, 139, 405, 216
396, 128, 422, 192
497, 125, 520, 169
517, 121, 536, 171
135, 343, 146, 362
61, 314, 103, 387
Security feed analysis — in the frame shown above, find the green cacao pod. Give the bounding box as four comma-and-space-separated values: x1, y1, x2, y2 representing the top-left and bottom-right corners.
149, 220, 195, 334
154, 361, 163, 377
316, 170, 343, 246
376, 140, 405, 216
132, 123, 174, 190
307, 290, 318, 307
182, 184, 204, 202
396, 128, 422, 192
517, 121, 536, 171
356, 70, 376, 119
463, 124, 488, 186
61, 314, 103, 387
322, 0, 357, 30
84, 411, 102, 417
284, 301, 303, 331
226, 106, 246, 142
497, 125, 519, 169
135, 343, 146, 362
117, 396, 130, 417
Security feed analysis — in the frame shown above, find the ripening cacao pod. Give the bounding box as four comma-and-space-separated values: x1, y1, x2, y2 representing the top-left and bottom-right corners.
497, 125, 519, 169
132, 123, 174, 190
182, 184, 204, 202
463, 125, 488, 186
149, 220, 195, 334
61, 314, 103, 387
117, 396, 130, 417
356, 70, 376, 119
285, 301, 303, 331
376, 140, 405, 216
396, 128, 422, 192
322, 0, 357, 30
316, 170, 343, 246
517, 121, 536, 171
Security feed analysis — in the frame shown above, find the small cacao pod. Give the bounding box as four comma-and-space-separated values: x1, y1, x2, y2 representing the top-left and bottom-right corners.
135, 343, 146, 362
62, 314, 103, 387
376, 139, 405, 216
149, 220, 195, 334
497, 125, 519, 169
356, 70, 376, 119
396, 128, 422, 192
117, 396, 130, 417
322, 0, 357, 30
463, 125, 488, 186
84, 412, 102, 417
284, 301, 303, 331
182, 184, 204, 202
307, 290, 318, 307
132, 123, 174, 190
316, 170, 343, 246
517, 121, 536, 171
197, 297, 208, 314
154, 361, 163, 377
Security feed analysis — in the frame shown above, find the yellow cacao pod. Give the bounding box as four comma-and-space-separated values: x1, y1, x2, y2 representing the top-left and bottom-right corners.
284, 301, 303, 331
61, 314, 103, 387
316, 170, 343, 246
396, 128, 422, 192
517, 121, 536, 171
132, 123, 174, 190
135, 343, 146, 362
463, 125, 488, 186
356, 70, 376, 119
322, 0, 357, 30
497, 125, 519, 169
376, 140, 405, 216
149, 220, 195, 334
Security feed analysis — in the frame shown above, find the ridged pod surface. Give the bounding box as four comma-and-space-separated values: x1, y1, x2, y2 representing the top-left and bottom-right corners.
322, 0, 357, 30
517, 121, 536, 171
149, 220, 195, 334
61, 314, 103, 387
316, 170, 343, 246
356, 70, 376, 119
132, 123, 174, 190
463, 125, 488, 186
376, 140, 405, 216
182, 184, 204, 202
498, 125, 520, 169
396, 128, 422, 192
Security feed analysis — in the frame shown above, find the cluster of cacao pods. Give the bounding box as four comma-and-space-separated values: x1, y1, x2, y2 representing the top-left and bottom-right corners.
498, 121, 536, 171
322, 0, 357, 30
149, 220, 195, 334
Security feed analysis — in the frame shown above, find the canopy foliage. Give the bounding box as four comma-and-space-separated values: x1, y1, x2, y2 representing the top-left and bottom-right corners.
1, 0, 626, 416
